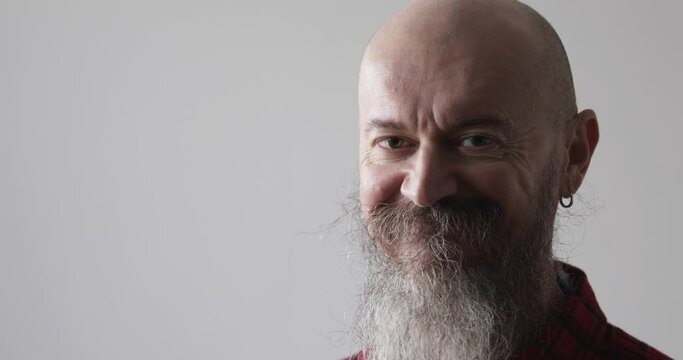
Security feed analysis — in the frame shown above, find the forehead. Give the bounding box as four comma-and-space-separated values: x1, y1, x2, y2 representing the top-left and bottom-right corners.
358, 55, 537, 128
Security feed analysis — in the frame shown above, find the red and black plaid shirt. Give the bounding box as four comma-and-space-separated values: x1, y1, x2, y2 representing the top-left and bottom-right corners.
346, 262, 671, 359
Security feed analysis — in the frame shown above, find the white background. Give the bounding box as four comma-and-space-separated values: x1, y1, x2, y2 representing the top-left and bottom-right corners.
1, 0, 681, 358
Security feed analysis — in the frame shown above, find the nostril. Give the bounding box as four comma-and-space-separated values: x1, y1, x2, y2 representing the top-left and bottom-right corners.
400, 170, 458, 208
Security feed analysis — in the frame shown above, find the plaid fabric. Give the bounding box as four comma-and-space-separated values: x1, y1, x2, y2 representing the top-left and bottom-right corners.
345, 262, 671, 359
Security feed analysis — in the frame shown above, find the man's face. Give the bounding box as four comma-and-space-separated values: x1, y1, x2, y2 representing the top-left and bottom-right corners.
352, 3, 601, 358
354, 37, 566, 360
358, 45, 562, 269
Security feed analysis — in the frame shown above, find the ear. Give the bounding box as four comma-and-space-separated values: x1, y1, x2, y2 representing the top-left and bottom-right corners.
562, 109, 599, 196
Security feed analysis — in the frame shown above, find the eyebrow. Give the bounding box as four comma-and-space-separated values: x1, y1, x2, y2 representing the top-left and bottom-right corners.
364, 115, 512, 134
365, 118, 407, 133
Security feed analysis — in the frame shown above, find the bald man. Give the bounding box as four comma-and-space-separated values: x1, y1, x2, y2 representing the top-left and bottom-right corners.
348, 0, 670, 359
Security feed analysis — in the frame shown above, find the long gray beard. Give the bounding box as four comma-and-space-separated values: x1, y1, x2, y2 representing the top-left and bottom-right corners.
352, 164, 560, 360
354, 251, 527, 360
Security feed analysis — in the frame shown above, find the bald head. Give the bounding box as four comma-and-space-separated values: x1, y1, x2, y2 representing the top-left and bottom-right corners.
360, 0, 576, 130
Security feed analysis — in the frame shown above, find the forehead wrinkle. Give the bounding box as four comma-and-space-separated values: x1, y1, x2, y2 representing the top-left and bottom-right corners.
361, 64, 527, 140
365, 50, 473, 84
365, 43, 536, 105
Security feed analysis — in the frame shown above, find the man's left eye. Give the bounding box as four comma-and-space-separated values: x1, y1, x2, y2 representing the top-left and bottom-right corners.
461, 135, 492, 148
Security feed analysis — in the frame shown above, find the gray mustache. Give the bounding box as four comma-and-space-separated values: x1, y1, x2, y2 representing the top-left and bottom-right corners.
366, 197, 503, 241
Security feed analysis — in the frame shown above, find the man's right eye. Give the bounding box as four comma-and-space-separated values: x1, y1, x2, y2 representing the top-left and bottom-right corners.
377, 137, 410, 149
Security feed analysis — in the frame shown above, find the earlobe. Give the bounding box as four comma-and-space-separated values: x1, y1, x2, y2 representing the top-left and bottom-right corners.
564, 109, 600, 194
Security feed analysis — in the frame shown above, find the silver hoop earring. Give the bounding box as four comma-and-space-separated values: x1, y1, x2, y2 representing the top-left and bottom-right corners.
560, 194, 573, 208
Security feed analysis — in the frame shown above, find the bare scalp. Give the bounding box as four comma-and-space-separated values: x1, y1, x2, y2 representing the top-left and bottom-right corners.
360, 0, 576, 131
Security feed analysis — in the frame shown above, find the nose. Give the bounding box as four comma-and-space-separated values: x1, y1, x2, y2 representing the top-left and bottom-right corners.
400, 146, 458, 207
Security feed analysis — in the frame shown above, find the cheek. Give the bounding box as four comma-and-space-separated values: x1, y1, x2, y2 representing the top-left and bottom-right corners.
359, 164, 405, 216
459, 163, 532, 225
